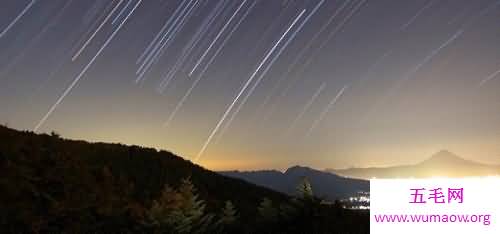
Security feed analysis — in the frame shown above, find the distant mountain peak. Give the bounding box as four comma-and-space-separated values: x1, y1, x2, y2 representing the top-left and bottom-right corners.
330, 150, 500, 179
434, 149, 457, 157
220, 165, 369, 200
284, 165, 311, 174
422, 150, 466, 165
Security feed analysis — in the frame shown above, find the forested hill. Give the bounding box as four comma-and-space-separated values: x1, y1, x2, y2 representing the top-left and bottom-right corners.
0, 125, 368, 233
0, 125, 285, 231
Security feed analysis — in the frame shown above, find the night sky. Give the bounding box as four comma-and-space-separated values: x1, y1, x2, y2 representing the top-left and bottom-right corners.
1, 0, 499, 170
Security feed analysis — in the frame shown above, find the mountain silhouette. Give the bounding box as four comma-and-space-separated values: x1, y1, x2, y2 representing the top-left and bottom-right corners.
420, 150, 470, 165
220, 166, 368, 201
0, 125, 372, 233
0, 125, 291, 231
328, 150, 500, 179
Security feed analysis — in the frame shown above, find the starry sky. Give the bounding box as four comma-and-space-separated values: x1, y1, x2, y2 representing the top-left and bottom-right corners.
1, 0, 500, 171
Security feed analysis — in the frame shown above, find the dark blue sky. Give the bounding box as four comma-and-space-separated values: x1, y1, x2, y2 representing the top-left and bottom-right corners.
1, 0, 499, 170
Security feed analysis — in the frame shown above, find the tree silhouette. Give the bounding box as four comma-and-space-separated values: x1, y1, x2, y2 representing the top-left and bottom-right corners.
219, 201, 237, 224
258, 198, 278, 222
0, 125, 369, 233
296, 176, 313, 199
147, 178, 216, 233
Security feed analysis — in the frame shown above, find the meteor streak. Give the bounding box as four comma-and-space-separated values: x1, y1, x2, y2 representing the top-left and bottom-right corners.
72, 0, 124, 61
359, 29, 463, 126
248, 0, 294, 58
192, 0, 255, 81
194, 9, 306, 162
478, 67, 500, 87
217, 0, 325, 140
254, 0, 351, 122
148, 0, 202, 66
283, 82, 326, 137
112, 0, 132, 25
402, 29, 463, 82
34, 0, 142, 132
157, 0, 227, 92
356, 50, 392, 83
179, 0, 228, 71
324, 0, 366, 44
136, 0, 193, 74
136, 0, 188, 65
189, 0, 248, 77
305, 85, 347, 137
0, 0, 74, 77
0, 0, 37, 38
31, 5, 102, 95
162, 1, 256, 127
279, 0, 351, 79
304, 0, 366, 67
135, 0, 199, 83
400, 0, 436, 30
301, 0, 367, 70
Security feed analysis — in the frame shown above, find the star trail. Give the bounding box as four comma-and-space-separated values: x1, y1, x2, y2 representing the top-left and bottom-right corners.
0, 0, 36, 38
1, 0, 500, 170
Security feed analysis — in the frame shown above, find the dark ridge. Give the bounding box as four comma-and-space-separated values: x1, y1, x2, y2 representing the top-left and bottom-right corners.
0, 125, 288, 231
220, 165, 369, 200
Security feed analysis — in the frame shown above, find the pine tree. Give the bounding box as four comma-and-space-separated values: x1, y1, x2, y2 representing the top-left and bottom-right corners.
296, 177, 313, 199
147, 185, 181, 226
258, 198, 278, 222
220, 201, 237, 225
147, 178, 216, 233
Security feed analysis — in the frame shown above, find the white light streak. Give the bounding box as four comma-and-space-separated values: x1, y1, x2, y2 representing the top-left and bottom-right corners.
284, 82, 326, 136
302, 0, 367, 69
305, 85, 347, 137
400, 0, 436, 30
162, 1, 256, 127
157, 0, 227, 92
0, 0, 37, 38
189, 0, 248, 76
194, 9, 306, 162
135, 0, 198, 83
217, 0, 325, 140
72, 0, 124, 61
112, 0, 132, 25
254, 0, 351, 122
402, 29, 463, 82
136, 0, 188, 65
478, 67, 500, 87
34, 0, 143, 132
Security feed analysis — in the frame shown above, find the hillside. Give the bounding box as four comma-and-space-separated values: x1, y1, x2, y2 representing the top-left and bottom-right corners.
220, 165, 369, 200
0, 126, 368, 233
328, 150, 500, 179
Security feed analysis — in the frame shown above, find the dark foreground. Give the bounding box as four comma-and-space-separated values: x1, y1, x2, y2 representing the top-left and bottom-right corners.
0, 125, 369, 233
